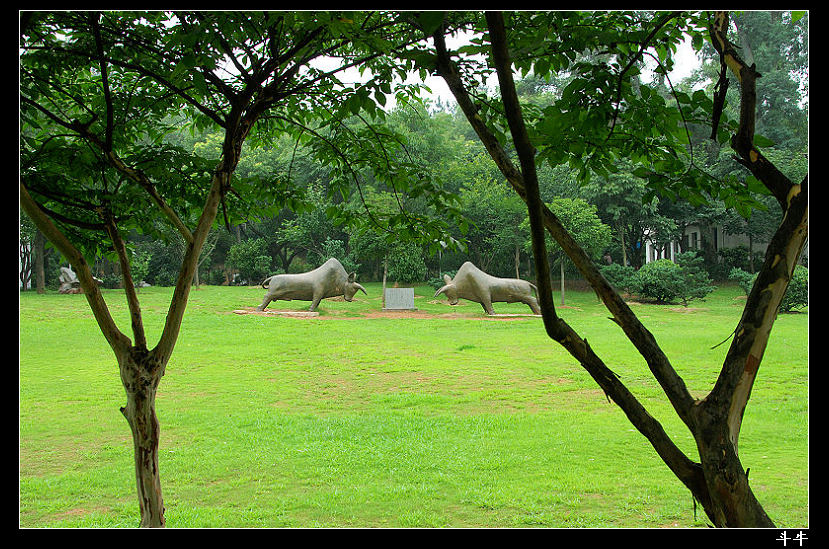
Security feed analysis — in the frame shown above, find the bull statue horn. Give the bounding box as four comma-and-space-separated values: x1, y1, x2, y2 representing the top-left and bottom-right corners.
355, 282, 367, 295
434, 284, 449, 298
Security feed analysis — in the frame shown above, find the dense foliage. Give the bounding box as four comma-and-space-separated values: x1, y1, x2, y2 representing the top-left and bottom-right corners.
21, 11, 808, 291
601, 251, 715, 306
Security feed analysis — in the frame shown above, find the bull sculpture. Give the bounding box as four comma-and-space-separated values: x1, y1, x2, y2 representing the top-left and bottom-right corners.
256, 258, 366, 312
434, 261, 540, 315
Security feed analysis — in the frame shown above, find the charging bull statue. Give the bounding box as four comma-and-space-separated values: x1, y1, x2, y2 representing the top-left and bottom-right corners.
256, 258, 367, 312
434, 261, 540, 315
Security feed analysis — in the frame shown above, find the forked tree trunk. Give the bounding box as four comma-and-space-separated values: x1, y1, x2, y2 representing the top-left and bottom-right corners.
118, 347, 166, 527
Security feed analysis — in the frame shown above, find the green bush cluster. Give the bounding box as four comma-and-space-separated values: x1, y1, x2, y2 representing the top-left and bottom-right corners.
600, 251, 715, 306
728, 267, 755, 295
729, 264, 808, 312
635, 259, 686, 304
783, 265, 810, 312
312, 237, 361, 275
599, 263, 638, 295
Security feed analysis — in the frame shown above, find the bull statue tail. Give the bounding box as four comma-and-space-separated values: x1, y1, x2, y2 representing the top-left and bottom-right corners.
261, 275, 274, 288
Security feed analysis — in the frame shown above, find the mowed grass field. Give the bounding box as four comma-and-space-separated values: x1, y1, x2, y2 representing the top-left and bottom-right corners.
19, 282, 808, 528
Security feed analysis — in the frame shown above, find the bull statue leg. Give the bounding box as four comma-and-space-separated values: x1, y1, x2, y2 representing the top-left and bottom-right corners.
523, 296, 541, 315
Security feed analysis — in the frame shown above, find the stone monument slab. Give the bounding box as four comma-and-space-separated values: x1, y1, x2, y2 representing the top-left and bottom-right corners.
383, 287, 417, 310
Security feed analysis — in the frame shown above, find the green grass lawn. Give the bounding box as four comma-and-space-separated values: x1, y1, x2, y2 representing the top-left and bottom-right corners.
19, 282, 808, 528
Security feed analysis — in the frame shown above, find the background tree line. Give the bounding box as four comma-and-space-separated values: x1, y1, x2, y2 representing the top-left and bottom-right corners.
21, 15, 809, 292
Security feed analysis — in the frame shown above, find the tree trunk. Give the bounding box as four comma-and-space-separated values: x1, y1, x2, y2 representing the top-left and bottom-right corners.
560, 261, 565, 306
619, 224, 627, 267
382, 256, 388, 308
118, 347, 166, 528
35, 229, 46, 293
20, 239, 32, 290
692, 401, 774, 527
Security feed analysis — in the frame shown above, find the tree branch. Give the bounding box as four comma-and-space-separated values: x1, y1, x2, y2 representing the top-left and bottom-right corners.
707, 161, 807, 454
22, 93, 196, 245
267, 114, 394, 236
90, 12, 114, 152
433, 21, 697, 430
427, 13, 708, 502
708, 11, 795, 210
101, 148, 195, 245
484, 12, 561, 337
607, 11, 684, 140
20, 181, 131, 353
152, 170, 225, 364
697, 10, 809, 455
103, 208, 147, 349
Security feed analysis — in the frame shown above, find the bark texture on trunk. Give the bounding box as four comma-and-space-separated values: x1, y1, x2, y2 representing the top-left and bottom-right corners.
118, 348, 166, 528
691, 403, 774, 527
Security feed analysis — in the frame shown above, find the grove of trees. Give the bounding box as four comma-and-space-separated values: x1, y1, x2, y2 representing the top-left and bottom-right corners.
20, 10, 807, 527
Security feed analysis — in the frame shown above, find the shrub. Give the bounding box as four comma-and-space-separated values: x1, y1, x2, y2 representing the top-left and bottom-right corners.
728, 264, 808, 313
729, 267, 755, 295
632, 259, 684, 304
387, 242, 427, 284
630, 252, 715, 305
313, 237, 360, 275
719, 245, 751, 272
130, 249, 151, 286
599, 263, 638, 294
780, 264, 808, 312
100, 274, 122, 289
144, 239, 184, 286
674, 251, 715, 306
207, 268, 227, 286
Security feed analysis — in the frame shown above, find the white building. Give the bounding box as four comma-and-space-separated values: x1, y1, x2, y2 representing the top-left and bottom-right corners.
644, 224, 769, 264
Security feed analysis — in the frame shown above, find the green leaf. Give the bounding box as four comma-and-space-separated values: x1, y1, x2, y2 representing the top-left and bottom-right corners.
735, 200, 751, 219
417, 12, 445, 35
347, 95, 361, 115
753, 134, 775, 148
745, 175, 771, 195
